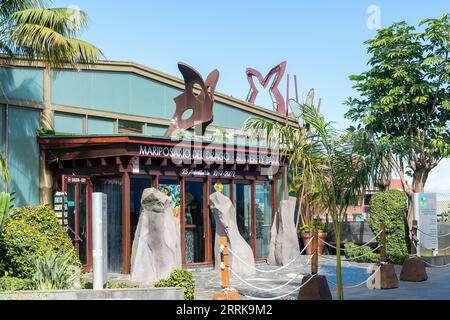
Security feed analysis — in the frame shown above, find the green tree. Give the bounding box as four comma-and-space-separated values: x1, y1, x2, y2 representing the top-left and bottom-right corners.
0, 0, 103, 204
245, 103, 379, 300
345, 14, 450, 227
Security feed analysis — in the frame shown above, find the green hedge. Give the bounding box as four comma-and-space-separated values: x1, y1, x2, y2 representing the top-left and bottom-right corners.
344, 242, 380, 263
369, 190, 409, 265
0, 205, 81, 279
154, 269, 195, 300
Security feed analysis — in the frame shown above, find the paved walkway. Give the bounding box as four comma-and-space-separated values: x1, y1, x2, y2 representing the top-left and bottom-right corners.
193, 256, 450, 300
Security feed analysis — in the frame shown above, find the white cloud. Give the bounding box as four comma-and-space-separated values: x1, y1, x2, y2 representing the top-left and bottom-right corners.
425, 158, 450, 193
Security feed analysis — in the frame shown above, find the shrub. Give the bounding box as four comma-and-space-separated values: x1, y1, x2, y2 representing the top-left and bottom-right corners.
154, 269, 195, 300
299, 220, 328, 235
106, 281, 140, 289
344, 242, 380, 263
369, 190, 409, 265
0, 205, 81, 278
31, 251, 82, 291
0, 277, 32, 291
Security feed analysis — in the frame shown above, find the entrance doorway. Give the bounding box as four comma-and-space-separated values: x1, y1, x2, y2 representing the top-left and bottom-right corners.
92, 177, 123, 273
62, 175, 92, 272
184, 179, 207, 264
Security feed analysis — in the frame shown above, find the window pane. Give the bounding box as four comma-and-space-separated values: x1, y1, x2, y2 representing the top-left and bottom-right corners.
119, 120, 143, 134
8, 106, 40, 206
54, 112, 83, 134
255, 182, 272, 259
88, 117, 115, 135
146, 124, 167, 137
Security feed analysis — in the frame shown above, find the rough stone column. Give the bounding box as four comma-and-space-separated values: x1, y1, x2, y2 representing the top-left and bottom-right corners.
39, 65, 54, 206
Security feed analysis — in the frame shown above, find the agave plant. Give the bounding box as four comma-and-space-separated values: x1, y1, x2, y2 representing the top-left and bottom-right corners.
31, 250, 81, 291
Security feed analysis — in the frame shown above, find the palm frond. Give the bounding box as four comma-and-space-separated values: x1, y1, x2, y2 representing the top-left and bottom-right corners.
10, 8, 89, 37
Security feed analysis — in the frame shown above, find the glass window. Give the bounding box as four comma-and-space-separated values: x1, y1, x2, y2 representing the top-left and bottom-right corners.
88, 117, 115, 135
255, 182, 272, 259
146, 124, 167, 137
119, 120, 143, 134
54, 112, 84, 134
7, 106, 40, 206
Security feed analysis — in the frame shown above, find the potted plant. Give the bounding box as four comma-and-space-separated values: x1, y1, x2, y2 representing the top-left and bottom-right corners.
299, 219, 328, 255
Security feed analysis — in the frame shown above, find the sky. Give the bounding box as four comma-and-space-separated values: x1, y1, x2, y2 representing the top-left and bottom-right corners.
51, 0, 450, 193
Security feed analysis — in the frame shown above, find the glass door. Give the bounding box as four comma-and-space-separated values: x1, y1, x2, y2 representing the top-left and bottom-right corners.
234, 181, 253, 249
210, 179, 231, 266
184, 179, 207, 264
255, 182, 273, 259
92, 177, 123, 273
62, 175, 92, 272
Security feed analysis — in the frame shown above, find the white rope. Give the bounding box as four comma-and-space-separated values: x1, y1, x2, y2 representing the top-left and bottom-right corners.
228, 254, 315, 292
321, 244, 381, 261
239, 273, 318, 301
227, 236, 315, 273
420, 259, 450, 268
416, 243, 450, 252
319, 231, 382, 251
326, 266, 381, 289
416, 227, 450, 238
319, 255, 375, 269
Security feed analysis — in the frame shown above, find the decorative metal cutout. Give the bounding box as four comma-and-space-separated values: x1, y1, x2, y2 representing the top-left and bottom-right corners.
165, 62, 220, 137
246, 61, 287, 114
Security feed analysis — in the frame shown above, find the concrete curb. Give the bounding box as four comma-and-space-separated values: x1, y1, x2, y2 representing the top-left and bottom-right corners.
0, 287, 184, 300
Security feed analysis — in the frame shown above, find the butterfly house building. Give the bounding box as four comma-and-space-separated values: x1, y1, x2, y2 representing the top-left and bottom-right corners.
0, 58, 297, 274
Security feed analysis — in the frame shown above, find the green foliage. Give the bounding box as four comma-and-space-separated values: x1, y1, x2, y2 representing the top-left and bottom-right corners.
299, 220, 329, 235
0, 192, 14, 233
106, 281, 140, 289
369, 190, 409, 265
31, 251, 82, 291
2, 2, 104, 67
154, 269, 195, 300
345, 15, 450, 195
0, 276, 32, 291
344, 242, 380, 263
0, 205, 81, 278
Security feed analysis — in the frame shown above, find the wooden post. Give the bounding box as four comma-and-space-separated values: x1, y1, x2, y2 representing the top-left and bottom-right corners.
212, 236, 240, 300
312, 220, 319, 275
380, 223, 387, 263
219, 236, 230, 289
411, 220, 418, 255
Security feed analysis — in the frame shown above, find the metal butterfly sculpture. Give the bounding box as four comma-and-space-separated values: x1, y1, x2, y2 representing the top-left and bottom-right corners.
288, 88, 321, 132
165, 63, 220, 137
246, 61, 287, 115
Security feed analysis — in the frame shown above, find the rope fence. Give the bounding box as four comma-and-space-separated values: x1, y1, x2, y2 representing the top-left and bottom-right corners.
239, 274, 318, 301
319, 230, 383, 252
228, 254, 315, 292
227, 236, 315, 274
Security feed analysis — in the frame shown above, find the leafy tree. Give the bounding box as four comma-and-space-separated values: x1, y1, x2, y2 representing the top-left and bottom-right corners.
1, 0, 104, 131
245, 103, 379, 300
345, 14, 450, 226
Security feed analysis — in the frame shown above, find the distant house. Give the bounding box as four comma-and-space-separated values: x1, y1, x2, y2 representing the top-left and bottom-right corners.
345, 179, 403, 222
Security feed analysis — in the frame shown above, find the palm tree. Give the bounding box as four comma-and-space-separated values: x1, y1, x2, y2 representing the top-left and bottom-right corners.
1, 0, 104, 130
0, 0, 103, 203
245, 101, 384, 300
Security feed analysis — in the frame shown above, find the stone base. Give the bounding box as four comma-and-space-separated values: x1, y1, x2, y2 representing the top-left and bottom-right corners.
298, 275, 332, 300
400, 257, 428, 282
380, 264, 399, 289
213, 290, 240, 300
